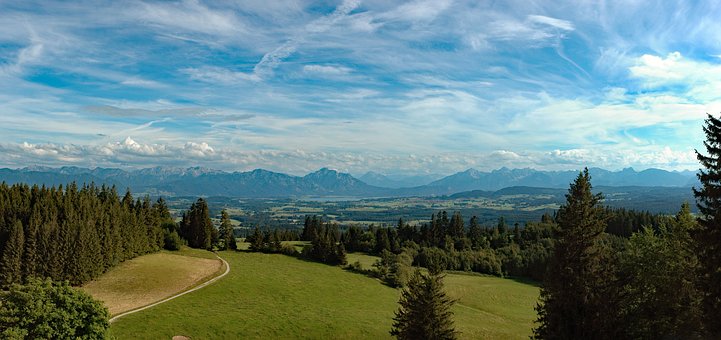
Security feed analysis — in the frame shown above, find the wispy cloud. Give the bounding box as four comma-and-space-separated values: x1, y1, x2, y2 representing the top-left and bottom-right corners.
0, 0, 719, 175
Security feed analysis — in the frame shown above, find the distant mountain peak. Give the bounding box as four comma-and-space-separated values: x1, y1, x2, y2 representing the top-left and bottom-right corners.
0, 165, 700, 198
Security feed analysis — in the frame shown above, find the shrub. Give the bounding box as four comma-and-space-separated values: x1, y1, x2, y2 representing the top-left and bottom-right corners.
280, 243, 299, 256
164, 230, 183, 251
0, 278, 109, 339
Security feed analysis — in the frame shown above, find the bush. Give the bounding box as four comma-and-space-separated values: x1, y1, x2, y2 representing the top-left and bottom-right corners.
164, 230, 183, 251
280, 243, 299, 256
346, 261, 366, 273
0, 278, 109, 339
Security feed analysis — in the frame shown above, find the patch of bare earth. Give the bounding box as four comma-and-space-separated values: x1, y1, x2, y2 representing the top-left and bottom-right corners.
82, 252, 223, 316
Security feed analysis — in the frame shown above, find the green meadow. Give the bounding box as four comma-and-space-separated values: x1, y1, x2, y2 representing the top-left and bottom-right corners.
109, 251, 539, 339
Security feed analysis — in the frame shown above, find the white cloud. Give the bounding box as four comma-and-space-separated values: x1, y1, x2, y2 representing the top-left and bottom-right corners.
527, 15, 575, 31
381, 0, 453, 23
182, 66, 260, 83
0, 140, 700, 175
630, 51, 721, 102
303, 64, 353, 76
134, 0, 246, 37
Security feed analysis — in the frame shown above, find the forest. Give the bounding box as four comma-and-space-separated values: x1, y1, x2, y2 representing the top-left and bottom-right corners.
0, 183, 173, 287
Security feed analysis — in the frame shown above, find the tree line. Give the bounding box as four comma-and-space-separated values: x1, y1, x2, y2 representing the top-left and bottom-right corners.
0, 183, 172, 287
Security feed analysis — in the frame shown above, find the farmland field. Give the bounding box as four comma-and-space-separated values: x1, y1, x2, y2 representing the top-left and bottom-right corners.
108, 251, 539, 339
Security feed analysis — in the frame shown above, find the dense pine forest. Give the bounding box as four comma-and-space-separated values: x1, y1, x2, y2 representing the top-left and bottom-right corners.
0, 183, 172, 287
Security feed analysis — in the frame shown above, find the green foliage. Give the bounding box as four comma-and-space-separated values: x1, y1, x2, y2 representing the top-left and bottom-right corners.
0, 183, 165, 286
218, 210, 237, 251
534, 168, 620, 339
617, 203, 702, 338
387, 248, 415, 287
163, 230, 183, 251
299, 216, 347, 265
390, 269, 457, 340
247, 227, 264, 252
0, 277, 109, 339
0, 220, 24, 286
179, 198, 214, 250
693, 113, 721, 336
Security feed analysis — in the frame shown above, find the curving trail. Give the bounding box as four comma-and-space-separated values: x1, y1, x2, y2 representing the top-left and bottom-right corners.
109, 253, 230, 323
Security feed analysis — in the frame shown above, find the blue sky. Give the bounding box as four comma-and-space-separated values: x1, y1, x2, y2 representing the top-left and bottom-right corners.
1, 0, 720, 176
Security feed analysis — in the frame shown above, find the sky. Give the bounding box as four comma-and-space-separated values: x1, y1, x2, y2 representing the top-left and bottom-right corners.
1, 0, 720, 176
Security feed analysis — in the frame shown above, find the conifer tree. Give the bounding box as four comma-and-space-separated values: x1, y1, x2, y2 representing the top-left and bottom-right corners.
449, 212, 464, 239
619, 203, 702, 338
218, 210, 237, 250
22, 213, 39, 280
248, 227, 264, 252
375, 228, 391, 254
693, 113, 721, 336
0, 220, 24, 286
467, 216, 483, 249
533, 168, 618, 339
180, 198, 213, 250
390, 269, 457, 340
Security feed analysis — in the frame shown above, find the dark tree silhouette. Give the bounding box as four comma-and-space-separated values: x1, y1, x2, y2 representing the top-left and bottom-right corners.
693, 113, 721, 336
390, 269, 457, 340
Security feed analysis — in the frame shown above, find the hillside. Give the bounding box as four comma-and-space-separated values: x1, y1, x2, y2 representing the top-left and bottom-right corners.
109, 251, 539, 339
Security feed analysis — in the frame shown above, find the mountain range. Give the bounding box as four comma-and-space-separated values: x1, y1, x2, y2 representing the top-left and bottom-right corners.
0, 166, 699, 198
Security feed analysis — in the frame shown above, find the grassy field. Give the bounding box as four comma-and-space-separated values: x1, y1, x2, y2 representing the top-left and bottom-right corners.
109, 251, 539, 339
346, 252, 540, 339
82, 249, 223, 316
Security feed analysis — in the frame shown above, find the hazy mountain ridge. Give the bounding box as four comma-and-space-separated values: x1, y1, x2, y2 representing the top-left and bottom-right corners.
0, 166, 699, 198
358, 171, 442, 188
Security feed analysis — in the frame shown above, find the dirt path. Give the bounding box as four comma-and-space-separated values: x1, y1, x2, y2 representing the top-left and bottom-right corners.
109, 253, 230, 323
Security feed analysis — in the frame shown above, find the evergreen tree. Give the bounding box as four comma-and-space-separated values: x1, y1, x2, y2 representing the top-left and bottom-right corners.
22, 213, 39, 280
218, 210, 237, 250
0, 220, 24, 286
533, 168, 619, 339
449, 212, 464, 239
390, 269, 457, 340
693, 113, 721, 336
0, 183, 163, 286
467, 216, 484, 249
496, 216, 507, 235
248, 227, 264, 252
375, 228, 391, 254
180, 198, 213, 250
618, 203, 702, 338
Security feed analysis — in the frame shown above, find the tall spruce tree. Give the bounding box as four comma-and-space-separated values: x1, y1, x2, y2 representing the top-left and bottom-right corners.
467, 216, 483, 249
22, 213, 39, 280
218, 210, 237, 250
693, 113, 721, 336
533, 168, 619, 339
180, 198, 213, 250
0, 220, 24, 286
390, 269, 457, 340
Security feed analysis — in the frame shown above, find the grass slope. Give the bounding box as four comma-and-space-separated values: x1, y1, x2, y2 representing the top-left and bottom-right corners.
347, 252, 540, 339
110, 251, 539, 339
82, 249, 223, 316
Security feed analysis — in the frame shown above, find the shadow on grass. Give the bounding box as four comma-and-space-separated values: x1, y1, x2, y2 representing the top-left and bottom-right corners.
506, 276, 541, 287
